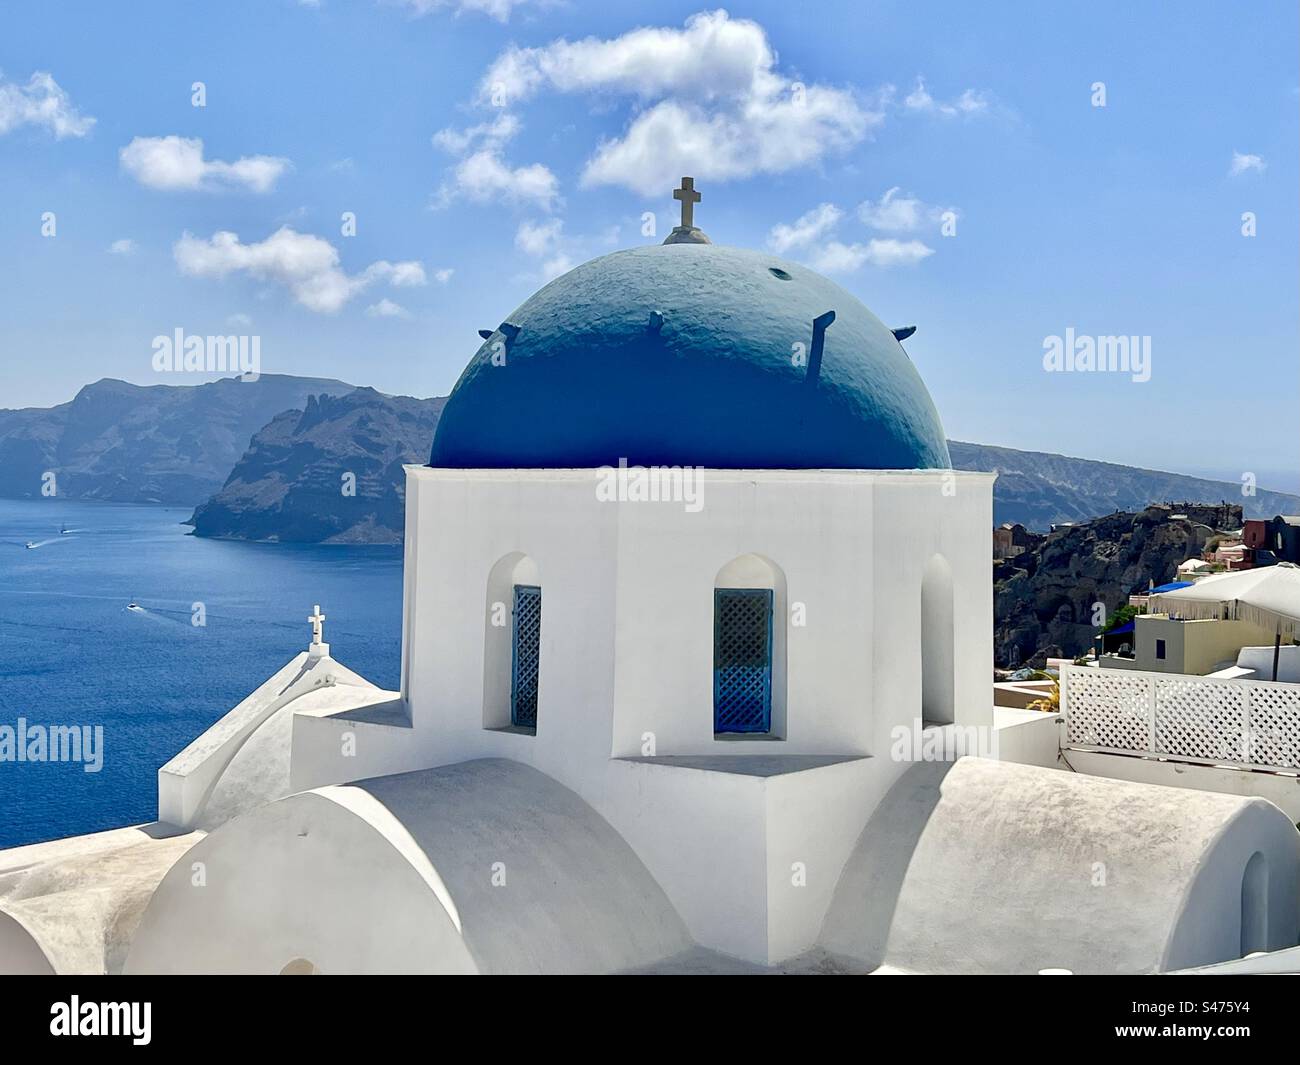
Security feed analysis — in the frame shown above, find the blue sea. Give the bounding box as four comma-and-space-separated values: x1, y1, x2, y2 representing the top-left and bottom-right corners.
0, 499, 403, 849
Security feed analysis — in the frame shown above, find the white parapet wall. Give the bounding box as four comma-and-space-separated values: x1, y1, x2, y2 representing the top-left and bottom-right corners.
1061, 662, 1300, 772
1061, 662, 1300, 820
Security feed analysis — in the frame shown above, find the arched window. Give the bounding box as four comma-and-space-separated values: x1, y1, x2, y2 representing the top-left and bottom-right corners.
921, 554, 955, 725
483, 553, 541, 733
1241, 851, 1267, 956
714, 554, 787, 737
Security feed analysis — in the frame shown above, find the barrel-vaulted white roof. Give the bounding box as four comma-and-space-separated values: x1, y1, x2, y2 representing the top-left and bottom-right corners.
126, 759, 695, 974
819, 757, 1300, 974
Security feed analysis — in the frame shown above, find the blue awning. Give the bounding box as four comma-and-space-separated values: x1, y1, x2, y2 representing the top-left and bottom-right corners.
1106, 621, 1135, 635
1147, 581, 1193, 595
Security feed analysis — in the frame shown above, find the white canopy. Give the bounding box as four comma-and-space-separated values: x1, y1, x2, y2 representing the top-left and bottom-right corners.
1149, 563, 1300, 638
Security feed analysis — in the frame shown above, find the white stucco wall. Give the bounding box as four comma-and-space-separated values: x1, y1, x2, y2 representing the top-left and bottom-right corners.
287, 466, 995, 966
1065, 749, 1300, 823
158, 650, 393, 831
993, 707, 1062, 768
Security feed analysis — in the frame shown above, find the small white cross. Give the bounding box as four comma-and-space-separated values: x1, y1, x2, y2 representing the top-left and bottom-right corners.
673, 176, 701, 229
308, 605, 326, 646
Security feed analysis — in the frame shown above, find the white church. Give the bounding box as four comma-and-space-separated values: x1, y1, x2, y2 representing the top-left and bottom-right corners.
2, 182, 1298, 975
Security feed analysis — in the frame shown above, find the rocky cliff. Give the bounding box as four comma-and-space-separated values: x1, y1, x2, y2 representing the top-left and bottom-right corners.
188, 388, 445, 544
0, 375, 356, 504
993, 504, 1242, 667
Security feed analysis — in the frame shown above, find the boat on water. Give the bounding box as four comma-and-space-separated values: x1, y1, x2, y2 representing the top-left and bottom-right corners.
127, 600, 142, 611
25, 542, 36, 549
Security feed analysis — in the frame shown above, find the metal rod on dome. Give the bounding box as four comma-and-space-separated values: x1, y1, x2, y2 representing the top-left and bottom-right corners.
805, 311, 836, 386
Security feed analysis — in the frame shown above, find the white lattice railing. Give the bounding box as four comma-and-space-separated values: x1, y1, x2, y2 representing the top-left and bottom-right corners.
1061, 664, 1300, 773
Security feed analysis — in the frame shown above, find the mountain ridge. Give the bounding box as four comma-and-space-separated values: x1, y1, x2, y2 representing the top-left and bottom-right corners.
0, 374, 357, 504
2, 376, 1295, 540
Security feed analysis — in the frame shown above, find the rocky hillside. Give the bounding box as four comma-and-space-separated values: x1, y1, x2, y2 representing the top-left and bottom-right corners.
993, 504, 1241, 668
186, 391, 1299, 545
0, 375, 356, 504
188, 388, 445, 544
9, 374, 1296, 543
950, 441, 1297, 530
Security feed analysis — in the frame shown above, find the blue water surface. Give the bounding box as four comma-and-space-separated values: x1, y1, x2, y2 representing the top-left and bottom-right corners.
0, 499, 403, 848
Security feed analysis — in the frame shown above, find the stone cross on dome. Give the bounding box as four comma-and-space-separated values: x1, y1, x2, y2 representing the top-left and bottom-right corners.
307, 604, 329, 658
664, 176, 712, 245
674, 177, 700, 228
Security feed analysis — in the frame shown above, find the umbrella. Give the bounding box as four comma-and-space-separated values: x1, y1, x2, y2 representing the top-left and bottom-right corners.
1149, 563, 1300, 680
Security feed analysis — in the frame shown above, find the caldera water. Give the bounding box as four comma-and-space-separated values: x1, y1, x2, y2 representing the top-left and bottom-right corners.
0, 499, 403, 848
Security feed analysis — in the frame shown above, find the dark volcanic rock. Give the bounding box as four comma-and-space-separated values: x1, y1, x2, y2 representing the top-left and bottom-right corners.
993, 504, 1242, 668
189, 389, 445, 545
0, 375, 357, 504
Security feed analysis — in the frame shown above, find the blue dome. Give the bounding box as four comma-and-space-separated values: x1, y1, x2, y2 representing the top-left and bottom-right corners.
429, 243, 950, 470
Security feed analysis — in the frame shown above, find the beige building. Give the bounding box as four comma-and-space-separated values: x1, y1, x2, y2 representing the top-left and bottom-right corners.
1102, 613, 1276, 675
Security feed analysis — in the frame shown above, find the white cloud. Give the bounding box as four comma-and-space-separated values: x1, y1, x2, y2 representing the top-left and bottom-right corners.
513, 219, 575, 281
433, 113, 558, 210
515, 218, 563, 257
443, 149, 559, 210
476, 11, 879, 196
433, 267, 455, 283
386, 260, 428, 286
173, 226, 426, 314
767, 200, 936, 273
480, 9, 781, 103
432, 112, 519, 155
857, 187, 923, 231
767, 203, 843, 254
861, 238, 934, 267
227, 312, 253, 327
108, 238, 137, 256
1229, 151, 1265, 176
536, 254, 573, 280
366, 298, 411, 318
856, 187, 955, 232
806, 241, 871, 274
0, 71, 95, 138
903, 77, 990, 117
806, 238, 933, 274
582, 91, 873, 196
391, 0, 536, 22
120, 135, 290, 193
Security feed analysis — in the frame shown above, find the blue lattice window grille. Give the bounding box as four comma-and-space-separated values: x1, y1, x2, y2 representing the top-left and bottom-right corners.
714, 588, 773, 734
511, 584, 541, 729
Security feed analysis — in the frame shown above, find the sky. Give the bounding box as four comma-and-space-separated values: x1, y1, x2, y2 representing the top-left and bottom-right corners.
1, 0, 1297, 489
